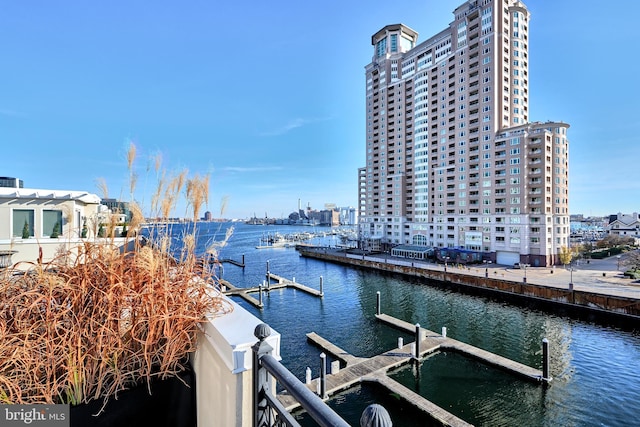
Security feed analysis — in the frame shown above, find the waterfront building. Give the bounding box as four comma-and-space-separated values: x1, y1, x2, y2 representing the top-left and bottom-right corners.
0, 183, 105, 266
607, 212, 640, 239
337, 206, 358, 226
101, 197, 132, 222
358, 0, 570, 267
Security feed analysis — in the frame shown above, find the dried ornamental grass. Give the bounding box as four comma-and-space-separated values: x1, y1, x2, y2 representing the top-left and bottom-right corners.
0, 240, 232, 406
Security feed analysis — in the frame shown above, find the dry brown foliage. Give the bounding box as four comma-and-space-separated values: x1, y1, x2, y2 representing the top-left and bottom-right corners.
0, 239, 232, 406
0, 144, 233, 408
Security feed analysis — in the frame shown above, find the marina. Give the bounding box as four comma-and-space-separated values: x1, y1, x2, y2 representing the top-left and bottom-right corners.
163, 222, 640, 426
295, 308, 546, 425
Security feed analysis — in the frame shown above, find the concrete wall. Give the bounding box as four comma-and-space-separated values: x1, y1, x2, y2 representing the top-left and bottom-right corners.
0, 237, 134, 268
193, 299, 281, 427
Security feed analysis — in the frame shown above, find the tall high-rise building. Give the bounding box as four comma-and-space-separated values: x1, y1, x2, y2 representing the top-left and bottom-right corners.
359, 0, 569, 267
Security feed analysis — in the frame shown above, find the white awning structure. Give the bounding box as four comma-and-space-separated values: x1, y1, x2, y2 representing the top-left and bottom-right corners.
0, 188, 101, 204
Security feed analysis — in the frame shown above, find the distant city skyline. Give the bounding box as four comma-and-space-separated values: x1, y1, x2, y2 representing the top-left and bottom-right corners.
1, 1, 638, 219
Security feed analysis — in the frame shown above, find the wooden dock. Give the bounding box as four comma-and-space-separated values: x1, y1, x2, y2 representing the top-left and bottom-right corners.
266, 273, 324, 297
306, 332, 365, 366
220, 274, 323, 308
278, 332, 468, 426
220, 258, 245, 267
219, 279, 264, 307
278, 337, 423, 408
363, 372, 474, 427
375, 313, 544, 382
278, 314, 546, 426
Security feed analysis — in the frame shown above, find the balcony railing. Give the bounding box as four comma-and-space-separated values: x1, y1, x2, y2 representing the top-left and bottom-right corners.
252, 324, 390, 427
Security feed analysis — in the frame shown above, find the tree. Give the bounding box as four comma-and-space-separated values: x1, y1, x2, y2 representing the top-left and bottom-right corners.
596, 234, 633, 249
120, 223, 128, 237
581, 241, 594, 254
559, 245, 574, 268
98, 224, 105, 238
22, 220, 30, 239
81, 220, 88, 238
622, 251, 640, 271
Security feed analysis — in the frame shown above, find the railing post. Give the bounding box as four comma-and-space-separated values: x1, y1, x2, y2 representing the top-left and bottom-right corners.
252, 323, 274, 427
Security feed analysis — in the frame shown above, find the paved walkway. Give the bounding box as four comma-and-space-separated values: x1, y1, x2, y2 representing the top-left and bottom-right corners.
361, 251, 640, 300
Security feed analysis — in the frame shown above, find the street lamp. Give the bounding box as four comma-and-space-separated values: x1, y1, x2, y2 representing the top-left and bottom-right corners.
483, 260, 491, 278
569, 266, 574, 291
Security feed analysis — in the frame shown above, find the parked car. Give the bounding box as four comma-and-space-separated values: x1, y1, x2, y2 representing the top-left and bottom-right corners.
513, 262, 521, 269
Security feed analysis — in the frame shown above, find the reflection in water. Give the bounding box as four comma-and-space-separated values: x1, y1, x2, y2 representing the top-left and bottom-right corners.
156, 222, 640, 427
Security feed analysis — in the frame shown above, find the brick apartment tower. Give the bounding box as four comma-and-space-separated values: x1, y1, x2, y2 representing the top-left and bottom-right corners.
358, 0, 569, 267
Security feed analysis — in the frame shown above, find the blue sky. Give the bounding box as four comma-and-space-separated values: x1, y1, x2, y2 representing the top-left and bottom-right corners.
1, 1, 638, 219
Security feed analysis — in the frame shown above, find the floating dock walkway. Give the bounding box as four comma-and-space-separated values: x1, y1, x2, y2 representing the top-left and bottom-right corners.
220, 257, 245, 267
266, 273, 324, 297
306, 332, 365, 367
220, 273, 323, 309
375, 313, 544, 382
280, 312, 547, 426
281, 329, 469, 426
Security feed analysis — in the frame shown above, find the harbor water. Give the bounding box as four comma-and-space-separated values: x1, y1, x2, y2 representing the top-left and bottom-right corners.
160, 222, 640, 426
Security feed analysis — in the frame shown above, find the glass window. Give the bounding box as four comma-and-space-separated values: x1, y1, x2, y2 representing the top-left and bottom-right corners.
13, 209, 34, 238
390, 34, 398, 52
43, 210, 63, 237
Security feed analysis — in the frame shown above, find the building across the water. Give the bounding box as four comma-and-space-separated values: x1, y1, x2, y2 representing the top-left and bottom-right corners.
606, 212, 640, 240
358, 0, 570, 267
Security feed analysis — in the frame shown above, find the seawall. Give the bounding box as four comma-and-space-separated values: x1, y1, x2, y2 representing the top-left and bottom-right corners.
298, 247, 640, 327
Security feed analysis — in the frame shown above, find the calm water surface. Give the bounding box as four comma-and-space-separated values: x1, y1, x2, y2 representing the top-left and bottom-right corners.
160, 222, 640, 426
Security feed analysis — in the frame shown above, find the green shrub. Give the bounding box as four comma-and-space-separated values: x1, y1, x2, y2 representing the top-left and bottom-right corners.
50, 222, 60, 238
22, 220, 30, 239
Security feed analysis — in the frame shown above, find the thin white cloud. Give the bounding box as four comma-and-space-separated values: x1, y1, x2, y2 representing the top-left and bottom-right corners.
259, 117, 329, 137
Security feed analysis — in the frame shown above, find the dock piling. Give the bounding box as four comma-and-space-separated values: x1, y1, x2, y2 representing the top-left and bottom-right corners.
266, 260, 270, 287
542, 338, 551, 382
319, 276, 324, 296
258, 285, 263, 307
376, 291, 381, 316
398, 337, 403, 349
319, 353, 327, 399
442, 326, 447, 338
305, 367, 312, 385
414, 323, 421, 360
